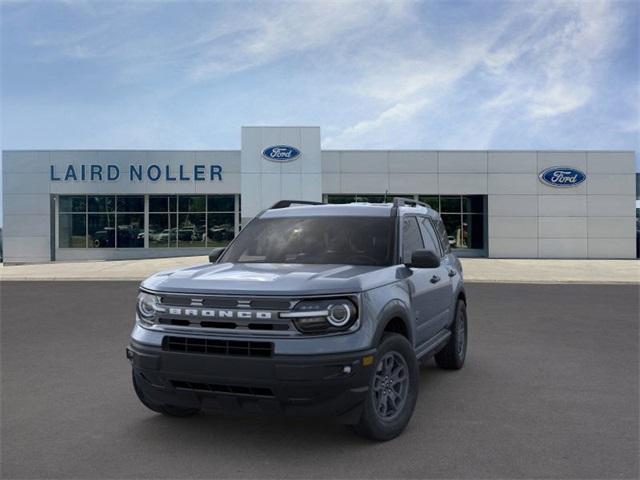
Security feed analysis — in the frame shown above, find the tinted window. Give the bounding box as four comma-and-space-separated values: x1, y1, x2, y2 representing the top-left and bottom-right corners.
116, 213, 144, 248
59, 213, 86, 247
88, 213, 115, 248
222, 216, 394, 266
59, 196, 86, 213
440, 196, 461, 213
418, 217, 441, 256
463, 195, 484, 213
178, 195, 206, 212
207, 213, 235, 246
327, 195, 357, 204
149, 196, 168, 212
117, 196, 144, 212
207, 195, 235, 212
402, 216, 424, 263
88, 196, 115, 212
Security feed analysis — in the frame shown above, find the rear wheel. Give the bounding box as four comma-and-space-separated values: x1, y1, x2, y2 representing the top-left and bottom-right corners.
132, 371, 200, 417
435, 300, 467, 370
352, 333, 419, 441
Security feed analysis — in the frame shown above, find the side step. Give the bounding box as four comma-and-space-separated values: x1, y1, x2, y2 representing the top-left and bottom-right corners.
415, 329, 451, 360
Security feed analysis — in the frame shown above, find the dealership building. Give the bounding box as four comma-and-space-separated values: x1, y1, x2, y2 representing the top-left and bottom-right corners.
1, 126, 637, 263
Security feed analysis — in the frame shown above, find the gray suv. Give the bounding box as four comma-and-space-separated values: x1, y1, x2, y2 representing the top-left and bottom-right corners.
127, 198, 467, 440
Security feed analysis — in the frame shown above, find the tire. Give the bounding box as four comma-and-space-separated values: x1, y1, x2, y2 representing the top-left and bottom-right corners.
435, 300, 467, 370
352, 333, 419, 441
132, 371, 200, 417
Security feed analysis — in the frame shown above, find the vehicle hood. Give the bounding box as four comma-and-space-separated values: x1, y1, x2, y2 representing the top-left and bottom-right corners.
141, 262, 398, 295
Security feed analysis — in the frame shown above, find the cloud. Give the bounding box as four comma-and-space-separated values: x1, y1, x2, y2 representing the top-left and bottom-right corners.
17, 0, 412, 81
189, 1, 411, 80
1, 0, 636, 157
482, 0, 624, 119
325, 0, 629, 147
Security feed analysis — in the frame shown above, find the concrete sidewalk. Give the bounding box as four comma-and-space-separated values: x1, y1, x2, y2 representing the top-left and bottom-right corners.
0, 257, 638, 283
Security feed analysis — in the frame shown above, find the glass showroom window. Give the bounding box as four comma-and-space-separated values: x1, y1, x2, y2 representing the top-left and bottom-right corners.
148, 195, 238, 248
326, 194, 403, 204
178, 195, 206, 247
59, 196, 87, 247
326, 194, 485, 251
58, 195, 145, 248
116, 196, 145, 248
149, 195, 177, 248
418, 195, 485, 250
207, 195, 236, 247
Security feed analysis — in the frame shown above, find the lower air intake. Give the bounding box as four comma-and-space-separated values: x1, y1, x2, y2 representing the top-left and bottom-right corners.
162, 336, 273, 357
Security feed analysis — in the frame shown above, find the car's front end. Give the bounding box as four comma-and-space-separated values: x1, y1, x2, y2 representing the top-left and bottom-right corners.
128, 285, 379, 422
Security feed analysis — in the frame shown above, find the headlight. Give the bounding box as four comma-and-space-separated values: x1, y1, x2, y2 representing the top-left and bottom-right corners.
137, 291, 160, 325
281, 298, 358, 334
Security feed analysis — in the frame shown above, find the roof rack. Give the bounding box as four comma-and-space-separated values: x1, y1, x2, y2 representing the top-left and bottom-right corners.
270, 200, 324, 209
392, 197, 431, 209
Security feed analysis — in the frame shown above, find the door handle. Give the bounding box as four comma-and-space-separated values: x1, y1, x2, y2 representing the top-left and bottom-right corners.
430, 275, 441, 284
448, 269, 457, 277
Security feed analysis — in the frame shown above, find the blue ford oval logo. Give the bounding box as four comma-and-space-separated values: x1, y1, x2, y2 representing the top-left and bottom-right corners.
261, 145, 301, 162
538, 166, 586, 188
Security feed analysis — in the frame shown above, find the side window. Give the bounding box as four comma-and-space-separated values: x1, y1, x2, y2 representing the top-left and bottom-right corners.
418, 217, 442, 256
434, 217, 451, 254
402, 216, 424, 263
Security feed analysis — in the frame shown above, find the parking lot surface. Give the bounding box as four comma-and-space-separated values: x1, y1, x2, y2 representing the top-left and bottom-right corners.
1, 282, 638, 479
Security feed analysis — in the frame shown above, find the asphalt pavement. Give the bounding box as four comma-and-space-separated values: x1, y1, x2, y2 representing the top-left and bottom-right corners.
1, 282, 638, 479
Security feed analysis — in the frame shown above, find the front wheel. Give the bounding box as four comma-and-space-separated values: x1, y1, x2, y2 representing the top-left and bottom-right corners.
435, 300, 467, 370
352, 333, 419, 441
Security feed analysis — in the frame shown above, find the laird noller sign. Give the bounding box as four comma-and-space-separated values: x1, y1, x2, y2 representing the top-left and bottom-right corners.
50, 163, 223, 182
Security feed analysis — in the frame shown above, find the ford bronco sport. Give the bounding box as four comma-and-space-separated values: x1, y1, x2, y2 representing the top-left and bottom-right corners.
128, 198, 467, 440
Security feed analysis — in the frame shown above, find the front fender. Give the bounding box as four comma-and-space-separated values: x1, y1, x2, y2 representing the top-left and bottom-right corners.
371, 299, 414, 347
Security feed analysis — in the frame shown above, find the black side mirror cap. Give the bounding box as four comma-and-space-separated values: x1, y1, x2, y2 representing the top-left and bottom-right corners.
208, 247, 225, 263
407, 249, 440, 269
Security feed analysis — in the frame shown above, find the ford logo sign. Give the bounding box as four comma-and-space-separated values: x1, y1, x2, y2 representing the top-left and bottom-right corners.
261, 145, 301, 162
538, 166, 586, 188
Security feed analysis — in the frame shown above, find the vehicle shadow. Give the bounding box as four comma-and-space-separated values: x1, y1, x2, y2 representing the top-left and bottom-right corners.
125, 360, 449, 449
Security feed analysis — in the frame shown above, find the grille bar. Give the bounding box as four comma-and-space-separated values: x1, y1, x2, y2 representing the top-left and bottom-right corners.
158, 318, 291, 332
171, 380, 275, 398
162, 336, 273, 357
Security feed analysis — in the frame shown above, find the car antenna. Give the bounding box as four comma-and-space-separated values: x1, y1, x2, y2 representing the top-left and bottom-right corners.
384, 190, 388, 203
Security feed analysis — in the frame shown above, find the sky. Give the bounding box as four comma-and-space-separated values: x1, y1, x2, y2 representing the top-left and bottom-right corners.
1, 0, 639, 223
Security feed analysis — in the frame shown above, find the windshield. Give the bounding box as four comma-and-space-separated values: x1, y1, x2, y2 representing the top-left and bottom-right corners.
221, 216, 395, 266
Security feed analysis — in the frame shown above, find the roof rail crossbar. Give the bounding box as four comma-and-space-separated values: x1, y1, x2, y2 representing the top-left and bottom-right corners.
270, 200, 324, 209
392, 197, 431, 209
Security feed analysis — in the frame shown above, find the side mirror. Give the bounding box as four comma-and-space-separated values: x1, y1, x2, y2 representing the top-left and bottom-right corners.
208, 247, 225, 263
407, 249, 440, 269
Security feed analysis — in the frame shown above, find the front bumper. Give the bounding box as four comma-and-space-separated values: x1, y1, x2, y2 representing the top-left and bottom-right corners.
128, 339, 376, 423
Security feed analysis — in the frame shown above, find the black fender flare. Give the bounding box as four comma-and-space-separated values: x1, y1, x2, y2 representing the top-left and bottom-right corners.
372, 299, 414, 347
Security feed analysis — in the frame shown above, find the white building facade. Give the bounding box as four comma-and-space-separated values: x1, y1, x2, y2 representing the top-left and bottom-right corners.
2, 126, 637, 263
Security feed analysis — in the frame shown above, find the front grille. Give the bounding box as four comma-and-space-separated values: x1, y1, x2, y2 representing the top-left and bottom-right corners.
153, 294, 297, 334
160, 295, 237, 308
159, 295, 293, 310
158, 318, 290, 331
171, 380, 274, 398
162, 336, 273, 357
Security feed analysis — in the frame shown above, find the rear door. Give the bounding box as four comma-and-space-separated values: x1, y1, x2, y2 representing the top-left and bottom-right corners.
401, 216, 446, 346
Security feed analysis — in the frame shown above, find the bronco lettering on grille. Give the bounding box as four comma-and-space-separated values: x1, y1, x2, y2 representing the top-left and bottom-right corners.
163, 307, 273, 320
